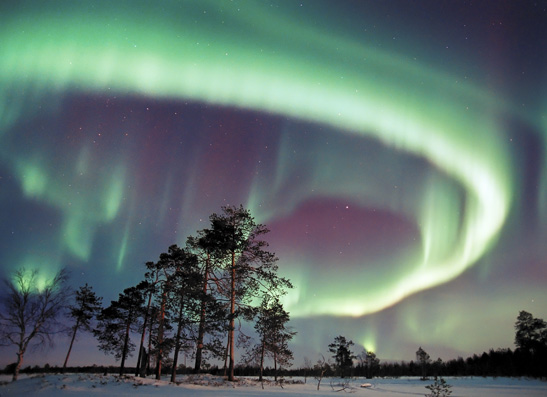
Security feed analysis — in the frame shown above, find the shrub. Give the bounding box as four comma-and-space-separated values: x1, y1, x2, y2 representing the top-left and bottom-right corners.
425, 377, 452, 397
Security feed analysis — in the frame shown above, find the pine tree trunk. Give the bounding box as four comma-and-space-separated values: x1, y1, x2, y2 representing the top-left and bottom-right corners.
223, 336, 230, 376
62, 320, 80, 373
147, 316, 154, 375
156, 290, 166, 380
171, 294, 185, 383
259, 340, 265, 382
274, 350, 278, 381
228, 251, 236, 381
136, 291, 153, 376
194, 254, 210, 374
120, 312, 132, 376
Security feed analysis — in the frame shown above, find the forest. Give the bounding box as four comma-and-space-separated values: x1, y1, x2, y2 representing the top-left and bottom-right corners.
1, 206, 546, 383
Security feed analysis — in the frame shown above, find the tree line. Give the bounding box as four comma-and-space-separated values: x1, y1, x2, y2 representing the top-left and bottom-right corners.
307, 316, 547, 380
1, 205, 545, 382
0, 205, 295, 382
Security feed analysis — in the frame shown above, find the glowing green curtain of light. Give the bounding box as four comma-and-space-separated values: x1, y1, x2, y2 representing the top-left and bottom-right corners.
0, 1, 517, 316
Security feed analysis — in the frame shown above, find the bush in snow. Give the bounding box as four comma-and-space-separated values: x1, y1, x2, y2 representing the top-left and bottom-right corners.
425, 377, 452, 397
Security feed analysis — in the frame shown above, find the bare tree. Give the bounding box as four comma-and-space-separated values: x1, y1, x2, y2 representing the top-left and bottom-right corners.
314, 354, 329, 390
0, 268, 70, 381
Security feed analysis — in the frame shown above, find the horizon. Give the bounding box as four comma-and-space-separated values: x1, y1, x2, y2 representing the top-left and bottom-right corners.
0, 328, 524, 371
1, 0, 546, 370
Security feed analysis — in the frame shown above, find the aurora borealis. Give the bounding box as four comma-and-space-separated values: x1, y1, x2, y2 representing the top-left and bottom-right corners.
1, 0, 546, 366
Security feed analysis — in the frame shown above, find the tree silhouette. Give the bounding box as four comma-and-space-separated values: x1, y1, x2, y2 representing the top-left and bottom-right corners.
416, 346, 431, 380
514, 310, 547, 377
205, 205, 292, 381
187, 229, 228, 374
62, 283, 102, 372
328, 335, 355, 378
94, 285, 145, 375
0, 268, 69, 381
254, 296, 295, 382
135, 265, 160, 377
515, 310, 546, 354
151, 249, 178, 380
165, 245, 202, 382
425, 377, 452, 397
358, 348, 380, 378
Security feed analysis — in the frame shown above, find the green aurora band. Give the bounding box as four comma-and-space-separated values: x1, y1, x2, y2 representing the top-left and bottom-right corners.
1, 1, 540, 320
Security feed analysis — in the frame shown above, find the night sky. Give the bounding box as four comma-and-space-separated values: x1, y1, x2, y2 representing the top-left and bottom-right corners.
1, 0, 546, 367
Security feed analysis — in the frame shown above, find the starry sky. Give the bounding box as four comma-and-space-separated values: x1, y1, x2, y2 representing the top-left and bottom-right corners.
1, 0, 546, 367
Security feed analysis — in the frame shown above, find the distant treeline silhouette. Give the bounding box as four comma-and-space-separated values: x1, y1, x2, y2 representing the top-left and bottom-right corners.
2, 344, 545, 379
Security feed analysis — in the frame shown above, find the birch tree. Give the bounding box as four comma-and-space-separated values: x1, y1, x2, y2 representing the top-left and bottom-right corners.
0, 268, 69, 381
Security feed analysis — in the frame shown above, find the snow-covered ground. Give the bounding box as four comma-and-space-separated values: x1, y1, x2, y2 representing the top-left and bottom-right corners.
1, 374, 546, 396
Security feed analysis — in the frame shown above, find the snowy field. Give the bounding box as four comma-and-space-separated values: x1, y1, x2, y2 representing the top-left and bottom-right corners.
1, 374, 546, 396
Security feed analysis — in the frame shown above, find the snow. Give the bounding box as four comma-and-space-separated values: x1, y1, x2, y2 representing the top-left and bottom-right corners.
1, 374, 546, 397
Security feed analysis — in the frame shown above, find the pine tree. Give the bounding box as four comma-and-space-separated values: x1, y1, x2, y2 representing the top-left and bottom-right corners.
166, 245, 202, 382
94, 285, 145, 375
204, 205, 292, 381
62, 283, 102, 372
425, 377, 452, 397
135, 269, 159, 377
187, 229, 228, 374
254, 296, 295, 382
152, 249, 177, 380
514, 310, 547, 377
416, 347, 431, 380
328, 336, 355, 378
515, 311, 547, 354
358, 349, 380, 379
135, 250, 178, 379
